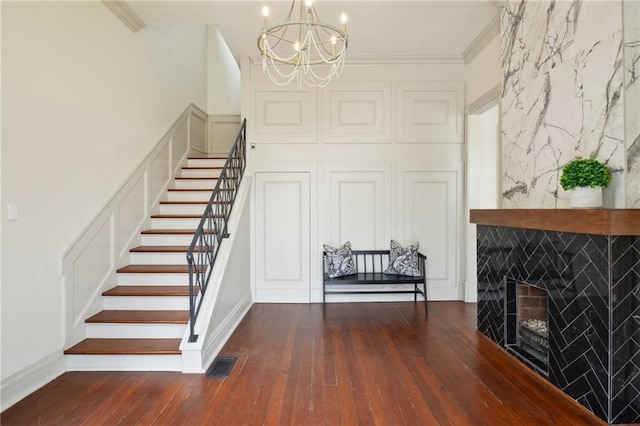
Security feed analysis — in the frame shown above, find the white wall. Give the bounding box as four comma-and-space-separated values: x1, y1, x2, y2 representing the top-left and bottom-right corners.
206, 26, 241, 154
1, 1, 206, 388
244, 58, 466, 302
206, 26, 241, 115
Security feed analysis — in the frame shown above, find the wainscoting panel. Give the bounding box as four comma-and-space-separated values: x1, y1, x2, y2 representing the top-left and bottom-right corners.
398, 163, 462, 300
189, 112, 207, 154
254, 172, 311, 302
323, 82, 392, 143
252, 85, 317, 143
171, 116, 189, 167
397, 81, 464, 143
117, 174, 146, 255
324, 163, 391, 249
208, 114, 241, 154
149, 143, 170, 208
72, 217, 114, 323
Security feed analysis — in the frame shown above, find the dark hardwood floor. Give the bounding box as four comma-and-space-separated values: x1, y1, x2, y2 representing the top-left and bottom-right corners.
2, 302, 605, 425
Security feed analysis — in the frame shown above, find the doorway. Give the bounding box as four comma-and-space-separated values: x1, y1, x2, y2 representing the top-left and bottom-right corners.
465, 100, 499, 302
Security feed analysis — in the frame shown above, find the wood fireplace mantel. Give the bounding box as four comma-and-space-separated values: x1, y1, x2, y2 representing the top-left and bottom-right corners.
470, 209, 640, 236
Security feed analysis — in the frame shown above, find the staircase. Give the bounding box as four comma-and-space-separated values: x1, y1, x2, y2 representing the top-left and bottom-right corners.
64, 156, 226, 371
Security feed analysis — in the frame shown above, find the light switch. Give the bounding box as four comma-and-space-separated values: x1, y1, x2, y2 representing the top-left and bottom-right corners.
8, 204, 18, 221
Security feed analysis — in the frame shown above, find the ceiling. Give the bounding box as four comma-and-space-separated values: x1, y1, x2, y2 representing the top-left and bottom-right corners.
126, 1, 500, 63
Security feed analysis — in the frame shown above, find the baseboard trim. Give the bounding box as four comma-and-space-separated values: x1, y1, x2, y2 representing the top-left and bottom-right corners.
0, 350, 66, 412
200, 293, 253, 373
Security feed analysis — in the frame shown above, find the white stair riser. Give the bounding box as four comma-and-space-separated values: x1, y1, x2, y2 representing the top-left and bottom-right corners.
160, 204, 207, 215
151, 218, 202, 229
187, 158, 226, 168
130, 252, 190, 265
66, 354, 182, 371
167, 191, 212, 202
117, 273, 189, 285
86, 323, 186, 339
103, 296, 189, 310
141, 234, 195, 245
180, 169, 222, 178
173, 179, 217, 190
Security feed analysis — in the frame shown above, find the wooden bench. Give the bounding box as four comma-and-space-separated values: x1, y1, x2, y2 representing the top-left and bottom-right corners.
322, 249, 428, 316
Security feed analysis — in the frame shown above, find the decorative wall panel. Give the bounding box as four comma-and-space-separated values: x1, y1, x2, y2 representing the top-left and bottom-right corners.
500, 0, 625, 208
73, 218, 113, 323
149, 144, 170, 205
397, 82, 464, 143
118, 175, 146, 255
172, 117, 189, 168
252, 85, 316, 143
189, 113, 207, 154
323, 82, 391, 143
254, 172, 310, 302
324, 164, 390, 249
398, 164, 462, 300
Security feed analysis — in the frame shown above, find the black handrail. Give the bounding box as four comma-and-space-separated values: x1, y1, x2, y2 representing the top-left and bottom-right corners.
186, 118, 247, 342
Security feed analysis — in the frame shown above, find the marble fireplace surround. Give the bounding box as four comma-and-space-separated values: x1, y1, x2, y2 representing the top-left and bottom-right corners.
471, 209, 640, 424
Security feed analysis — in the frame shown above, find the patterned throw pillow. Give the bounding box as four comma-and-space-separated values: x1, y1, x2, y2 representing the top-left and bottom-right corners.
384, 240, 421, 277
323, 241, 357, 279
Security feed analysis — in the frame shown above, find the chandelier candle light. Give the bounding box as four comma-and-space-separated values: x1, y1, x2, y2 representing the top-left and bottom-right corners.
258, 0, 348, 87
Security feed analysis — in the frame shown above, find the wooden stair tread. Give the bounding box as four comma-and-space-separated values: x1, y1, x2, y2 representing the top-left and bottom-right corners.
103, 285, 192, 297
140, 229, 217, 235
150, 214, 203, 219
188, 156, 226, 159
64, 338, 181, 355
86, 310, 189, 324
130, 245, 212, 253
167, 188, 215, 192
116, 264, 204, 273
159, 201, 207, 205
181, 166, 223, 170
175, 176, 219, 180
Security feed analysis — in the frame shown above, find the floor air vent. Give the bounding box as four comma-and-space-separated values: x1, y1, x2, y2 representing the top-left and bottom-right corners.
207, 356, 238, 378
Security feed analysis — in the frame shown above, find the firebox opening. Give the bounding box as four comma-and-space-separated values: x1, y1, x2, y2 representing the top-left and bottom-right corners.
505, 280, 549, 376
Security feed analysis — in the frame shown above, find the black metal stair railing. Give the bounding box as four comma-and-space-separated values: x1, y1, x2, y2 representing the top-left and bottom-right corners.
186, 118, 246, 342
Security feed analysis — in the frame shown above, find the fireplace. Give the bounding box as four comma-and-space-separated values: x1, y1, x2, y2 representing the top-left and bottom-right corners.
473, 209, 640, 424
505, 279, 549, 376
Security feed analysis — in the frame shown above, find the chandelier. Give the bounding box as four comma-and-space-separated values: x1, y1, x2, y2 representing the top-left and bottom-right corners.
258, 0, 348, 87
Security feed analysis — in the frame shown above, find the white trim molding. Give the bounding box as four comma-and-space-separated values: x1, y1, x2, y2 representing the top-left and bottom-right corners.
467, 84, 501, 115
0, 351, 66, 411
101, 1, 146, 33
463, 15, 500, 65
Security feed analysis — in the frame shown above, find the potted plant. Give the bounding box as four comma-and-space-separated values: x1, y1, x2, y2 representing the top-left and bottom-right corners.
559, 158, 611, 208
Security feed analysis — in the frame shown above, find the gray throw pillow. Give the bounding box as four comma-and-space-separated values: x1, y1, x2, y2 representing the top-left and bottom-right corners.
384, 240, 421, 277
323, 241, 357, 278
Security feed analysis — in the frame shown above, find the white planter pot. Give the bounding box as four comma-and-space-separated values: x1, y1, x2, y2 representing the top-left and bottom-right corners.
570, 186, 603, 208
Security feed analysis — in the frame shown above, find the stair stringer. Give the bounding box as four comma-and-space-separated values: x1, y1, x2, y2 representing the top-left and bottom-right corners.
180, 177, 254, 373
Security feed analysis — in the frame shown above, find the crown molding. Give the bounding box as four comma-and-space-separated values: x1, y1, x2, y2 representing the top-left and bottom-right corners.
463, 15, 500, 65
249, 54, 464, 66
346, 54, 464, 65
102, 0, 146, 33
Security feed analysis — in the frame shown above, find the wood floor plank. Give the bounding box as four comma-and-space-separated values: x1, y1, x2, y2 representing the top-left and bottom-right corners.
2, 302, 606, 426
